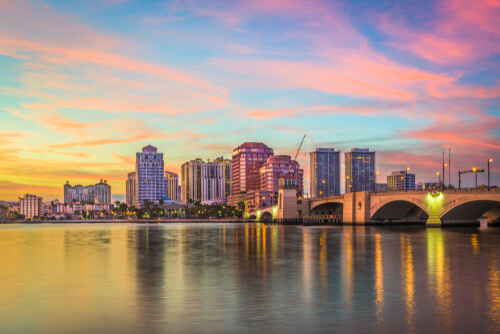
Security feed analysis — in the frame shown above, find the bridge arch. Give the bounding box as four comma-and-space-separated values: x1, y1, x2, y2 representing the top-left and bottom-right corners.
248, 214, 257, 220
371, 199, 429, 223
261, 211, 273, 219
310, 202, 343, 216
440, 199, 500, 224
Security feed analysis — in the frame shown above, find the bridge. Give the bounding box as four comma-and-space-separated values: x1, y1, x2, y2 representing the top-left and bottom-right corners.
247, 189, 500, 226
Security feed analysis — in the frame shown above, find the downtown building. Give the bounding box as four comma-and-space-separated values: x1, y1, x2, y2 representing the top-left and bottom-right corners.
129, 145, 166, 208
227, 142, 274, 207
387, 171, 416, 191
64, 180, 111, 204
19, 194, 43, 219
126, 172, 136, 206
246, 155, 304, 212
164, 171, 179, 201
345, 148, 376, 193
310, 148, 340, 198
181, 157, 232, 204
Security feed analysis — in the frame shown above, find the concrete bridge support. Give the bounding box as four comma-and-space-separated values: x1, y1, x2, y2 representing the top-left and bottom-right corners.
343, 192, 370, 224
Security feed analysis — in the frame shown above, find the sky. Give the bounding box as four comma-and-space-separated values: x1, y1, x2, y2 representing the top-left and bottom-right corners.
0, 0, 499, 201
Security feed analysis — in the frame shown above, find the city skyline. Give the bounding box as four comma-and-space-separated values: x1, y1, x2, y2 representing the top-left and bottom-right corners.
1, 0, 499, 201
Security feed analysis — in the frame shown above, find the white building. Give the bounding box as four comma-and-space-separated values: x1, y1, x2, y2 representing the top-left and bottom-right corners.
181, 157, 232, 204
133, 145, 166, 208
19, 194, 43, 219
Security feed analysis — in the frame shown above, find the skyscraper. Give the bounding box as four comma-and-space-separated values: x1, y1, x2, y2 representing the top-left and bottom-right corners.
181, 157, 232, 204
345, 148, 376, 193
387, 171, 416, 191
126, 172, 136, 206
134, 145, 165, 207
164, 171, 179, 201
259, 155, 303, 198
310, 148, 340, 198
228, 142, 274, 207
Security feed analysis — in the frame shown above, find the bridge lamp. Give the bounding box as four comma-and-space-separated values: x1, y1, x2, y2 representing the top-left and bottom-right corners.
488, 159, 493, 191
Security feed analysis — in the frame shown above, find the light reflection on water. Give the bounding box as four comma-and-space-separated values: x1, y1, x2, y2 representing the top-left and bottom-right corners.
0, 223, 500, 333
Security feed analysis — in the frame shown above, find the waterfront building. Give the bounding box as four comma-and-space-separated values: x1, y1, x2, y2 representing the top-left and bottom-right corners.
126, 172, 136, 206
375, 183, 388, 192
164, 171, 179, 201
133, 145, 166, 208
64, 180, 111, 204
245, 190, 277, 212
310, 148, 340, 198
259, 155, 304, 199
345, 148, 376, 193
19, 194, 43, 219
387, 171, 416, 191
181, 157, 231, 204
227, 142, 274, 207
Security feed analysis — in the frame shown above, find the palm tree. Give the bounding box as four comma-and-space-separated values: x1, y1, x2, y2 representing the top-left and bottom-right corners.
119, 203, 128, 219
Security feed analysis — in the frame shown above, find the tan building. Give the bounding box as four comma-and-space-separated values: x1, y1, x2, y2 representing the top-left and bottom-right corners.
19, 194, 43, 219
164, 171, 179, 201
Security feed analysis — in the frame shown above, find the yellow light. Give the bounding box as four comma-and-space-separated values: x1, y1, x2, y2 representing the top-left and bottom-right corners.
406, 167, 410, 171
346, 176, 350, 179
376, 170, 380, 175
437, 172, 440, 175
489, 158, 493, 162
322, 180, 325, 184
472, 168, 476, 172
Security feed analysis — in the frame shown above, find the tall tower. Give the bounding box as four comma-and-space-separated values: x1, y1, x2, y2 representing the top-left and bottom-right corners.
134, 145, 165, 207
310, 148, 340, 198
345, 148, 376, 193
228, 142, 274, 207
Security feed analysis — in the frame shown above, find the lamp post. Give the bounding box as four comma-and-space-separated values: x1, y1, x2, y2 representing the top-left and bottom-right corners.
322, 179, 326, 197
437, 171, 440, 188
472, 168, 477, 189
488, 158, 493, 191
443, 163, 447, 190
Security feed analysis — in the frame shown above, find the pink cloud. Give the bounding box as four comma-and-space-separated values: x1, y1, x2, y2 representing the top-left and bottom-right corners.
375, 0, 500, 64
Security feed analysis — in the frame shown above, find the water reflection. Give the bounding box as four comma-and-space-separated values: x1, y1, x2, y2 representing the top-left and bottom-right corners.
374, 233, 384, 325
1, 224, 500, 333
401, 234, 416, 331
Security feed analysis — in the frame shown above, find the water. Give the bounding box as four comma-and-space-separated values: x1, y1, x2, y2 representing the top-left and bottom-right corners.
0, 223, 499, 333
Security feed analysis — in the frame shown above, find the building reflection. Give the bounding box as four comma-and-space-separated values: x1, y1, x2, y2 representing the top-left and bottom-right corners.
342, 226, 354, 310
488, 252, 500, 332
401, 234, 416, 331
374, 233, 384, 325
427, 229, 452, 332
471, 234, 479, 255
319, 228, 328, 294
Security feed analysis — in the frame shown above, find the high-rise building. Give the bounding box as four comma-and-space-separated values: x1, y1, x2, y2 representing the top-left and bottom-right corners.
345, 148, 376, 193
164, 171, 179, 201
134, 145, 165, 207
387, 171, 416, 191
310, 148, 340, 198
64, 180, 111, 204
19, 194, 43, 218
181, 157, 232, 204
259, 155, 304, 198
126, 172, 136, 206
228, 142, 274, 207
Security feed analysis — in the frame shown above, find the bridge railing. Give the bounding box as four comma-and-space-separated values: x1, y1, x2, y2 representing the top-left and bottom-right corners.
371, 188, 500, 195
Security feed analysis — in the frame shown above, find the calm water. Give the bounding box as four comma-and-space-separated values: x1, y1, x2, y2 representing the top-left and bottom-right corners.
0, 223, 499, 333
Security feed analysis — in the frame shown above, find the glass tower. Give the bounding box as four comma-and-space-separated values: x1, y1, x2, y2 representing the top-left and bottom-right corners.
345, 148, 376, 193
310, 148, 340, 197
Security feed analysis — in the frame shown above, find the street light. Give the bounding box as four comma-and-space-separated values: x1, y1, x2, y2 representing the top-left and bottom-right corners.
488, 158, 493, 191
437, 171, 440, 185
472, 167, 478, 188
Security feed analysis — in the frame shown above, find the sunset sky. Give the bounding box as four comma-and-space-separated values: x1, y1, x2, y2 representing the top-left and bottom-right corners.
1, 0, 499, 201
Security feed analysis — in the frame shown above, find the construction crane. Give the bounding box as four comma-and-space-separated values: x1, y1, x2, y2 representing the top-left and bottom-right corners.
294, 135, 306, 161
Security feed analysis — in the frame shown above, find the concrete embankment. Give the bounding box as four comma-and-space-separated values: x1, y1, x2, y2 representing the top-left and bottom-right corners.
12, 219, 255, 224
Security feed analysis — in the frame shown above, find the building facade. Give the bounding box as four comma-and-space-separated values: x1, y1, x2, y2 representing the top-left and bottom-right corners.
164, 171, 179, 201
345, 148, 376, 193
228, 142, 274, 207
134, 145, 166, 208
181, 157, 232, 204
19, 194, 43, 219
387, 171, 416, 191
310, 148, 340, 198
64, 180, 111, 204
259, 155, 304, 199
126, 172, 136, 206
